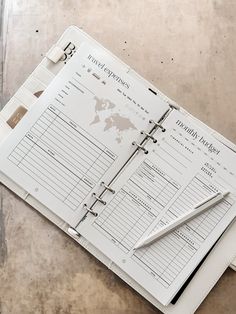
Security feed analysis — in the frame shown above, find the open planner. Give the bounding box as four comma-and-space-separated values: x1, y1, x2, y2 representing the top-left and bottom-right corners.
1, 26, 236, 313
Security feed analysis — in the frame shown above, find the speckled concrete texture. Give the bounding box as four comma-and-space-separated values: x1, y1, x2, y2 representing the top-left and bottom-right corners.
1, 1, 236, 313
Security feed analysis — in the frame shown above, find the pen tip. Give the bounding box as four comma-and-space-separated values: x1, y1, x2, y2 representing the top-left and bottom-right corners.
134, 243, 142, 250
222, 191, 230, 197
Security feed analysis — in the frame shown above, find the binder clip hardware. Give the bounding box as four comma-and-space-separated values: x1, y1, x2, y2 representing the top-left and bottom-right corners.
140, 130, 157, 143
92, 193, 107, 205
83, 204, 98, 217
132, 141, 149, 154
149, 120, 166, 132
101, 182, 115, 194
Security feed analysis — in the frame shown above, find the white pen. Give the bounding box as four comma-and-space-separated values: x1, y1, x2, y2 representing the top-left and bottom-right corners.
134, 190, 230, 250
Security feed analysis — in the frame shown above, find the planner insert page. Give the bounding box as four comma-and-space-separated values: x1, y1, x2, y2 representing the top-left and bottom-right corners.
77, 109, 236, 305
0, 42, 170, 227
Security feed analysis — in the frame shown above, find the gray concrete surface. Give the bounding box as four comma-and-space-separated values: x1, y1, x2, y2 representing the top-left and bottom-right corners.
1, 1, 236, 313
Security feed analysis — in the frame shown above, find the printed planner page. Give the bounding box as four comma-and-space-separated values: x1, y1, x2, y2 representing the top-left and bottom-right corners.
0, 42, 169, 227
77, 109, 236, 305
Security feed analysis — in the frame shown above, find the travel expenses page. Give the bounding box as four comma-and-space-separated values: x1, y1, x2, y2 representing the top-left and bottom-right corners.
0, 42, 169, 227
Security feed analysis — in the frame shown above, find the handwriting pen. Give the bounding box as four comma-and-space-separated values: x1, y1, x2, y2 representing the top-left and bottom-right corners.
134, 191, 230, 250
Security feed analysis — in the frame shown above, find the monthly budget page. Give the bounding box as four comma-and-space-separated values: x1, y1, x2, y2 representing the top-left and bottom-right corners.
77, 109, 236, 305
0, 42, 169, 227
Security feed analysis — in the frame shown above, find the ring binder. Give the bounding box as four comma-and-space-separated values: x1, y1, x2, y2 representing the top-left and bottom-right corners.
101, 181, 115, 194
83, 204, 98, 216
92, 193, 107, 205
132, 141, 149, 154
140, 130, 157, 143
2, 25, 235, 313
149, 119, 166, 132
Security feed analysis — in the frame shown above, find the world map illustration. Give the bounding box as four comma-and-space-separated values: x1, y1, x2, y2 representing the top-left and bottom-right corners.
90, 96, 137, 143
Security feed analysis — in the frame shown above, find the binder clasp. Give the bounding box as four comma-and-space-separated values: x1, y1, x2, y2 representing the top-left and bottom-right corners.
92, 193, 106, 205
149, 120, 166, 132
132, 141, 148, 154
101, 181, 115, 194
140, 130, 157, 143
83, 204, 98, 216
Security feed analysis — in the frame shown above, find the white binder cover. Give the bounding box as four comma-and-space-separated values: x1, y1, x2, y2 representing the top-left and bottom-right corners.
0, 26, 236, 313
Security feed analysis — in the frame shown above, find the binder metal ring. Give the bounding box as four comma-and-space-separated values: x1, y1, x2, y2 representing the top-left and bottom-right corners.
83, 204, 98, 216
149, 120, 166, 132
132, 141, 148, 154
101, 181, 115, 194
140, 130, 157, 143
92, 193, 107, 205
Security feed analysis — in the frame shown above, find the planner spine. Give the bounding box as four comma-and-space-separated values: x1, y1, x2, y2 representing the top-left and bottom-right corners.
80, 104, 178, 219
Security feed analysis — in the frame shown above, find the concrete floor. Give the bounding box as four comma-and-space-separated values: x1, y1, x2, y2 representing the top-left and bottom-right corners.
1, 0, 236, 313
